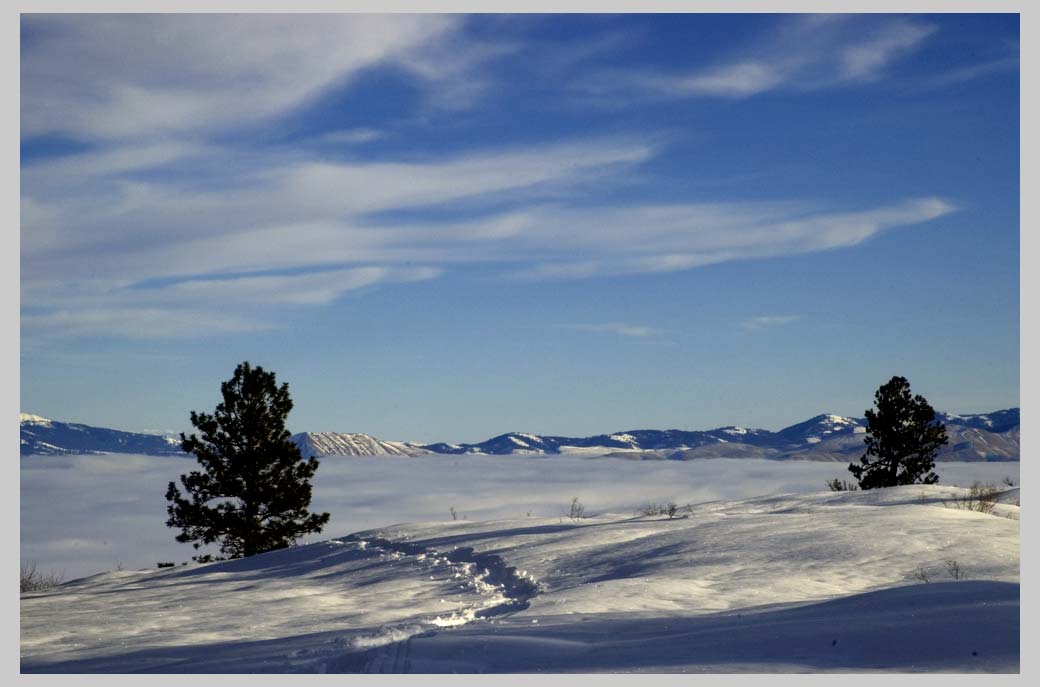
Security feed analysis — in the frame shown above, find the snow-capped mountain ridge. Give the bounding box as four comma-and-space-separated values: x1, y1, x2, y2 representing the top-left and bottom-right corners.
20, 414, 183, 457
936, 408, 1019, 433
420, 411, 1018, 461
291, 432, 428, 458
21, 408, 1020, 461
774, 414, 866, 445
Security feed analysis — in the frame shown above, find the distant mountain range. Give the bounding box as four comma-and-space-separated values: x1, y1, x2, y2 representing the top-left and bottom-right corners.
19, 413, 183, 456
418, 410, 1020, 462
20, 409, 1020, 462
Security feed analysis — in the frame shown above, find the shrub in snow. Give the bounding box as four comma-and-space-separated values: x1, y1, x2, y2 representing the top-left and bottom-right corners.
944, 482, 1000, 514
639, 503, 664, 516
568, 497, 585, 521
20, 561, 64, 593
165, 361, 331, 560
945, 559, 965, 580
848, 376, 948, 489
639, 502, 689, 518
826, 478, 859, 492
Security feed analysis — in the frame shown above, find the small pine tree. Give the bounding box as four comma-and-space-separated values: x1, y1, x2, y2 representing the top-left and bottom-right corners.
848, 375, 948, 489
165, 361, 330, 559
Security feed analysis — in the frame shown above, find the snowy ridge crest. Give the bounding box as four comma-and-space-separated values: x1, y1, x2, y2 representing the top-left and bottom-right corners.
292, 432, 429, 458
21, 408, 1019, 461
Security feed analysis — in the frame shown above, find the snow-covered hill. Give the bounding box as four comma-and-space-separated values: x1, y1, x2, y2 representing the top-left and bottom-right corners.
20, 484, 1019, 673
19, 413, 182, 456
937, 408, 1019, 433
291, 432, 429, 457
774, 413, 866, 444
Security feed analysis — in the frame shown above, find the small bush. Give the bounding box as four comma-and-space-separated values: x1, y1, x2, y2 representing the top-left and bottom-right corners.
156, 561, 176, 568
449, 506, 458, 521
639, 502, 691, 518
1002, 476, 1016, 487
639, 503, 661, 516
945, 559, 965, 580
911, 565, 931, 583
944, 482, 1000, 514
826, 478, 859, 492
568, 497, 585, 521
21, 561, 64, 593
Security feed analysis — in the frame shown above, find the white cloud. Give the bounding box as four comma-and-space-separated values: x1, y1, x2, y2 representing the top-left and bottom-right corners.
558, 323, 665, 338
308, 128, 386, 146
838, 21, 935, 81
740, 316, 802, 332
511, 197, 956, 279
21, 307, 275, 340
21, 267, 442, 339
21, 149, 955, 338
21, 14, 463, 141
21, 137, 656, 284
578, 16, 936, 99
921, 57, 1020, 89
18, 16, 960, 343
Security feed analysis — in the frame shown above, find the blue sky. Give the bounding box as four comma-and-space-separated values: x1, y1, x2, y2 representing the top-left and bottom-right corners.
19, 13, 1019, 443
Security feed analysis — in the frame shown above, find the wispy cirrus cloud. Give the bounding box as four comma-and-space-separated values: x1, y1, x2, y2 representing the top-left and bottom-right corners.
305, 128, 387, 146
21, 14, 465, 141
21, 137, 656, 284
557, 322, 666, 338
740, 315, 802, 332
511, 197, 956, 280
920, 56, 1020, 90
19, 15, 962, 343
22, 307, 274, 340
577, 15, 936, 99
21, 128, 954, 338
20, 133, 657, 338
21, 266, 441, 340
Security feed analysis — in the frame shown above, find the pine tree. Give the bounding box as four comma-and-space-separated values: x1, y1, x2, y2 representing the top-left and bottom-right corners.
848, 375, 948, 489
165, 361, 330, 559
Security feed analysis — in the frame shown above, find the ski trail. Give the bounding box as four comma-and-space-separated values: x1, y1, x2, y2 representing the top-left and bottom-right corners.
325, 534, 541, 672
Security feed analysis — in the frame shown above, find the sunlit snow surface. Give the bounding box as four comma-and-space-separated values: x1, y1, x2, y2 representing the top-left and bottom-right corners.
20, 455, 1019, 673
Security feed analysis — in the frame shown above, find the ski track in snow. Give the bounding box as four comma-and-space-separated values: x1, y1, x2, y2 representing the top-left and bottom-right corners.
329, 534, 541, 672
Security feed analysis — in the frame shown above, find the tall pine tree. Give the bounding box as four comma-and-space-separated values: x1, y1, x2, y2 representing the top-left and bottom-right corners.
849, 375, 948, 489
166, 362, 330, 559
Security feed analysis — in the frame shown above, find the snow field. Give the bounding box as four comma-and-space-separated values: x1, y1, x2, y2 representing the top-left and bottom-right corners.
21, 483, 1019, 673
